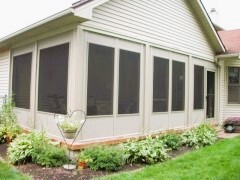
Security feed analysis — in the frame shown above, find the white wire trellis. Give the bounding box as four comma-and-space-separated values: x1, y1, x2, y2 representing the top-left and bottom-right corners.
54, 109, 86, 170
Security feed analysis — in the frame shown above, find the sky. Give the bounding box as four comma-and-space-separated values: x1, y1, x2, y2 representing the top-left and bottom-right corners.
0, 0, 240, 39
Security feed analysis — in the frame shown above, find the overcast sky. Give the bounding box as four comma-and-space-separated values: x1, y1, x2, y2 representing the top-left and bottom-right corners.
0, 0, 240, 39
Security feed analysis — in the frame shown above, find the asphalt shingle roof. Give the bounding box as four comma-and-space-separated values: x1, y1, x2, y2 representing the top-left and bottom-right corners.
218, 29, 240, 54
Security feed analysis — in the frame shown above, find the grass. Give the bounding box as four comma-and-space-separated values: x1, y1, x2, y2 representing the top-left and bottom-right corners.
0, 160, 29, 180
104, 137, 240, 180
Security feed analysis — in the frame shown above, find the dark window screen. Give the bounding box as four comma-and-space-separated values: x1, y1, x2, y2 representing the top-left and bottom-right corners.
153, 57, 169, 112
172, 61, 185, 111
12, 53, 32, 109
228, 67, 240, 103
194, 65, 204, 109
87, 43, 114, 116
118, 50, 140, 114
38, 43, 69, 114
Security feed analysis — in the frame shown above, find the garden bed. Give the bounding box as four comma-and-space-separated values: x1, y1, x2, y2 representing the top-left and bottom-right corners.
0, 142, 192, 180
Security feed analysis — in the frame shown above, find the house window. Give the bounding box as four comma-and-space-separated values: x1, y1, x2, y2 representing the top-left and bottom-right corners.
118, 50, 140, 114
12, 53, 32, 109
87, 43, 114, 116
172, 61, 185, 111
228, 67, 240, 103
153, 57, 169, 112
38, 43, 69, 114
194, 65, 204, 109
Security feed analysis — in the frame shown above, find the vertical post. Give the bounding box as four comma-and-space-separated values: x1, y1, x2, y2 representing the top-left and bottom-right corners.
143, 44, 151, 134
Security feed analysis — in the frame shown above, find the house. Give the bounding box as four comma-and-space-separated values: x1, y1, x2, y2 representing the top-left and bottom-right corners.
217, 29, 240, 122
0, 0, 230, 144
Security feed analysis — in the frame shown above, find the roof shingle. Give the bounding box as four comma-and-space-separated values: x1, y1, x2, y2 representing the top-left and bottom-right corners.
218, 29, 240, 54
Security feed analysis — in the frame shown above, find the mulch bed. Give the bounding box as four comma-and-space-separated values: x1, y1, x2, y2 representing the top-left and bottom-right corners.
0, 143, 191, 180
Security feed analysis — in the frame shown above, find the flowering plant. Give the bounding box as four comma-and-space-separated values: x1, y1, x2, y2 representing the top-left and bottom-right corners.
223, 117, 240, 127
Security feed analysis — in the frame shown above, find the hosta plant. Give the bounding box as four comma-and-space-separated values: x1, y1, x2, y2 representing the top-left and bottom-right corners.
181, 123, 217, 149
122, 136, 169, 164
159, 133, 182, 150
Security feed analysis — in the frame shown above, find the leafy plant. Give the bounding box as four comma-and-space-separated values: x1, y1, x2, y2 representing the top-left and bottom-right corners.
77, 151, 93, 163
160, 134, 182, 150
181, 123, 217, 149
80, 146, 125, 171
7, 131, 53, 164
0, 96, 22, 142
31, 144, 68, 167
59, 120, 78, 132
7, 133, 36, 164
122, 137, 169, 164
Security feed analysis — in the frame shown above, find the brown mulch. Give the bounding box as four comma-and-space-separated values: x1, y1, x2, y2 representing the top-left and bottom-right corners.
0, 143, 191, 180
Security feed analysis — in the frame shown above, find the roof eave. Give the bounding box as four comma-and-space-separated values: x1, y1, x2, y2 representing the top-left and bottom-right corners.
188, 0, 225, 53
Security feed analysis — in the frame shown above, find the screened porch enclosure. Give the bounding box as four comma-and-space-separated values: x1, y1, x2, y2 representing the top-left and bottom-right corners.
10, 31, 218, 142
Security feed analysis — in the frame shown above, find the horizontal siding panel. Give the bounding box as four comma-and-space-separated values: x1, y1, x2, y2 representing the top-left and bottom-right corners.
0, 57, 9, 100
83, 0, 215, 60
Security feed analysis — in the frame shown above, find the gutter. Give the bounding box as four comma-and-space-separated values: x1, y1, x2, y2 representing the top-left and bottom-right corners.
216, 53, 240, 59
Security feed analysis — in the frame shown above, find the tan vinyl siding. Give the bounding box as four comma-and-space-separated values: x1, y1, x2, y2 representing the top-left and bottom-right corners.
82, 0, 215, 60
0, 50, 10, 105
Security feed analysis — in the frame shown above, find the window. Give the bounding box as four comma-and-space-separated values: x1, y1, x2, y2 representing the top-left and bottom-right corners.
12, 53, 32, 109
194, 65, 204, 109
87, 43, 114, 116
38, 43, 69, 114
118, 50, 140, 114
153, 57, 169, 112
228, 67, 240, 103
172, 61, 185, 111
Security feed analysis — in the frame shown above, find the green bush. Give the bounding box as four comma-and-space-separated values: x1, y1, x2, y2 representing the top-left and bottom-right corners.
7, 131, 67, 167
122, 137, 168, 164
79, 146, 125, 171
160, 134, 182, 150
181, 123, 217, 149
31, 144, 68, 167
7, 133, 38, 164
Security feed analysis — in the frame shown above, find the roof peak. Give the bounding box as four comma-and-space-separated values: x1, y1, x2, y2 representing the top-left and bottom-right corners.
72, 0, 94, 8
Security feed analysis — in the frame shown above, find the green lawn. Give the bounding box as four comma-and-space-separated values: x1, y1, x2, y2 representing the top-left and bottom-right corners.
104, 137, 240, 180
0, 160, 29, 180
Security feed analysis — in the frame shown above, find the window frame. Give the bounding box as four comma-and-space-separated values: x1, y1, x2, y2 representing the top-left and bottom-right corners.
227, 66, 240, 104
152, 56, 169, 113
36, 39, 71, 115
193, 65, 205, 110
171, 60, 186, 112
11, 52, 33, 110
86, 43, 115, 116
85, 36, 143, 118
118, 49, 141, 115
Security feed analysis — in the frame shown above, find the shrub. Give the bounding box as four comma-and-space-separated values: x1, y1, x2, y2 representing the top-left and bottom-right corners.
181, 123, 217, 149
7, 133, 37, 164
79, 146, 125, 171
160, 134, 182, 150
31, 144, 68, 167
7, 131, 65, 166
122, 137, 168, 164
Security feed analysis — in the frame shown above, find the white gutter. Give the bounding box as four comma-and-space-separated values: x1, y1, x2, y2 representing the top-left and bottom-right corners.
0, 8, 74, 43
216, 53, 240, 59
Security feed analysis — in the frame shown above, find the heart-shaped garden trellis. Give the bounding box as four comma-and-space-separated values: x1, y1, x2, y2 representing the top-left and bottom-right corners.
54, 109, 86, 170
